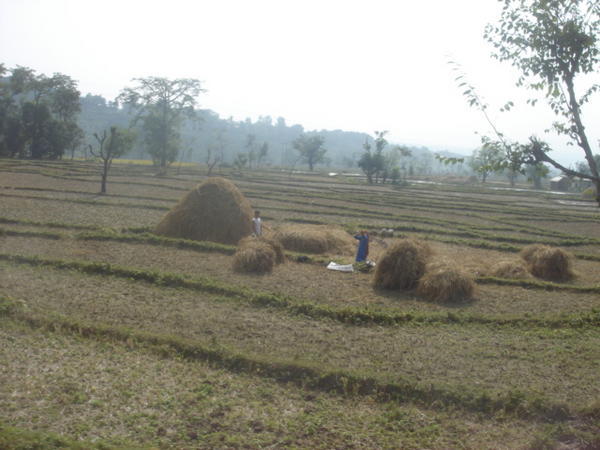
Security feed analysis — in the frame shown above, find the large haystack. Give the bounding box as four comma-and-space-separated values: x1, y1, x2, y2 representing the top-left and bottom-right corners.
520, 244, 574, 282
372, 239, 431, 290
239, 235, 285, 264
417, 263, 475, 303
155, 177, 253, 244
232, 239, 276, 274
274, 224, 354, 255
490, 260, 531, 279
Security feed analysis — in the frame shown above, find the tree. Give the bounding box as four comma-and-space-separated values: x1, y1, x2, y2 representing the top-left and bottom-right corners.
358, 131, 391, 184
358, 138, 378, 184
484, 0, 600, 205
469, 144, 503, 182
118, 77, 204, 174
91, 127, 136, 194
0, 65, 81, 159
292, 133, 326, 171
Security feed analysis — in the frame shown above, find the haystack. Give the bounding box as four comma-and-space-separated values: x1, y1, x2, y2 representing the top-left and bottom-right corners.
490, 260, 531, 279
417, 263, 475, 303
232, 239, 276, 274
238, 235, 285, 264
274, 224, 354, 255
372, 239, 431, 290
155, 177, 253, 244
520, 244, 574, 282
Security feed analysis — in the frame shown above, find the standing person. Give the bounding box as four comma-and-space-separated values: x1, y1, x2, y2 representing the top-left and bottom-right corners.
252, 210, 262, 237
354, 230, 369, 262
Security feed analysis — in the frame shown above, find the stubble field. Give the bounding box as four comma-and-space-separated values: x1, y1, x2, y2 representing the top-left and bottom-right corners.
1, 159, 599, 449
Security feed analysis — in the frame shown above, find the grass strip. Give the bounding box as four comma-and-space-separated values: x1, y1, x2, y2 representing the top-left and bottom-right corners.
2, 253, 599, 330
76, 231, 237, 255
0, 421, 132, 450
476, 276, 600, 294
0, 192, 170, 211
0, 216, 102, 231
0, 297, 582, 422
0, 228, 63, 240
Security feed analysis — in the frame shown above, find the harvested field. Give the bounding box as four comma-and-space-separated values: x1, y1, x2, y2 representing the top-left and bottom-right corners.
1, 159, 599, 448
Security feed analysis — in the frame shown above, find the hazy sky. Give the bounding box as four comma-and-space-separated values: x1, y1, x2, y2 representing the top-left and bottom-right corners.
1, 0, 598, 164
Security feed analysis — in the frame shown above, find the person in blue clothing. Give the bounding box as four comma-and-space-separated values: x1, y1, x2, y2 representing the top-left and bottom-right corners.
354, 230, 369, 262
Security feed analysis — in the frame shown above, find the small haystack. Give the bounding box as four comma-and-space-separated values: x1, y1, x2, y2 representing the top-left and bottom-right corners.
490, 260, 531, 279
238, 235, 285, 264
232, 239, 276, 274
520, 244, 574, 282
274, 224, 354, 255
417, 263, 476, 303
155, 177, 253, 244
372, 239, 431, 290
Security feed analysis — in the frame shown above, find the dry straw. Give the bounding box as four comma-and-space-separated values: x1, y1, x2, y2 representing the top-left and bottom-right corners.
239, 235, 285, 264
490, 260, 531, 279
274, 224, 354, 255
372, 238, 431, 289
155, 177, 253, 244
232, 239, 276, 274
520, 244, 574, 282
417, 263, 476, 303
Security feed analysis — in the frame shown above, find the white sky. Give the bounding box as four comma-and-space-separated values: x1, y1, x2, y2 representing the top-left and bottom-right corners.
1, 0, 598, 165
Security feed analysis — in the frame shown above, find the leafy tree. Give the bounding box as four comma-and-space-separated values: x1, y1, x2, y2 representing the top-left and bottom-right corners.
257, 142, 269, 167
469, 144, 503, 182
233, 152, 249, 173
0, 65, 81, 159
91, 127, 136, 194
358, 131, 391, 183
484, 0, 600, 205
358, 138, 379, 184
292, 133, 326, 171
118, 77, 204, 173
575, 154, 600, 176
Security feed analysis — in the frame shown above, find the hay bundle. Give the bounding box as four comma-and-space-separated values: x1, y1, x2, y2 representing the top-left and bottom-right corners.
232, 239, 276, 274
238, 236, 285, 264
520, 244, 574, 282
274, 224, 354, 255
490, 260, 531, 279
372, 239, 431, 289
417, 263, 475, 303
155, 177, 253, 244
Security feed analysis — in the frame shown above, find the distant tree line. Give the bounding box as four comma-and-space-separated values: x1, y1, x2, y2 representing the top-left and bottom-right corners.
0, 64, 82, 159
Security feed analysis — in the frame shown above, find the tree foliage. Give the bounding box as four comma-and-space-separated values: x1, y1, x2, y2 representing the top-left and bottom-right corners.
118, 77, 204, 173
0, 64, 82, 159
90, 126, 136, 193
292, 133, 327, 171
484, 0, 600, 204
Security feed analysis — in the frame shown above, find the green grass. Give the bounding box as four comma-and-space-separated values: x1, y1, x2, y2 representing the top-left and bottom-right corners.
2, 253, 599, 329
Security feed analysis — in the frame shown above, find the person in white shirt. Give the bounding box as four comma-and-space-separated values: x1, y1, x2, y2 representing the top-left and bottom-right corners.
252, 210, 262, 236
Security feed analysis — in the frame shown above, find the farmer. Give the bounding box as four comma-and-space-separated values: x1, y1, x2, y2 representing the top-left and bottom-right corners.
354, 230, 369, 262
252, 210, 262, 237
